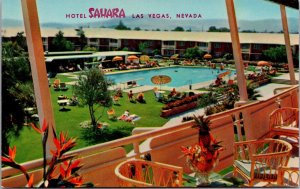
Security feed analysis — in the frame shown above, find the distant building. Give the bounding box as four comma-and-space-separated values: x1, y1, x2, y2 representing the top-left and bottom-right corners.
2, 27, 299, 60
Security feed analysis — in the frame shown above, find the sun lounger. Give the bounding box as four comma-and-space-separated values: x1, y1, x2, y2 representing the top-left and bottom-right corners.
125, 114, 141, 124
60, 82, 68, 91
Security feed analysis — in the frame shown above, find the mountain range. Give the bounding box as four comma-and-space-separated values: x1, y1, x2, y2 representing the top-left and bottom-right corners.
2, 17, 298, 33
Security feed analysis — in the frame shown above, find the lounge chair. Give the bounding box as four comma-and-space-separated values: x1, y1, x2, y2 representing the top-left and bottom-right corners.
60, 82, 68, 91
107, 109, 116, 120
113, 96, 120, 105
53, 79, 60, 91
125, 114, 141, 124
127, 80, 137, 88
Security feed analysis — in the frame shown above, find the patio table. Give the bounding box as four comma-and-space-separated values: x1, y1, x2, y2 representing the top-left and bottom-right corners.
57, 99, 69, 110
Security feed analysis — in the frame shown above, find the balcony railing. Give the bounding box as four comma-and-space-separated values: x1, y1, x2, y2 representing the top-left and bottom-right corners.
2, 86, 298, 187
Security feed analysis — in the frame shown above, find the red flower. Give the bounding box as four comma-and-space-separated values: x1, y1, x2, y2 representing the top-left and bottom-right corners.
27, 174, 34, 187
2, 146, 16, 163
28, 118, 48, 134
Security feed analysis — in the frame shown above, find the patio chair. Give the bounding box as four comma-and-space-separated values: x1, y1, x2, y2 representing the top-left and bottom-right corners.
60, 82, 68, 91
107, 109, 116, 120
277, 167, 299, 187
269, 107, 299, 145
233, 139, 292, 186
115, 159, 183, 187
53, 79, 60, 91
113, 95, 120, 105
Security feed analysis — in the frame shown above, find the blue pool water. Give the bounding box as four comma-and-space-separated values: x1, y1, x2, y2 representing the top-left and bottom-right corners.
106, 67, 234, 87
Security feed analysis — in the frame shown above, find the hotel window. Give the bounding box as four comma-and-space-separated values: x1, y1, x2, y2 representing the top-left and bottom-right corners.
110, 39, 118, 43
123, 40, 129, 46
179, 41, 185, 46
163, 41, 175, 46
241, 44, 250, 49
199, 42, 208, 47
100, 39, 109, 44
145, 41, 153, 46
213, 43, 221, 48
42, 37, 47, 43
253, 44, 261, 50
89, 38, 97, 43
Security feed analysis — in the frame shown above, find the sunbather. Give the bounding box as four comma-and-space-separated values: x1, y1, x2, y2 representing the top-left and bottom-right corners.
118, 110, 130, 120
125, 114, 137, 122
128, 90, 135, 101
168, 88, 177, 98
136, 92, 145, 103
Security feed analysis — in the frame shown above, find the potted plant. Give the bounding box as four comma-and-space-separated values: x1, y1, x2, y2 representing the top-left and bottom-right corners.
181, 115, 223, 186
1, 120, 93, 187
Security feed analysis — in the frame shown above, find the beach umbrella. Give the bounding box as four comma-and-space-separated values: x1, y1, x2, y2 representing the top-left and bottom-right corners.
203, 53, 212, 59
170, 54, 179, 60
112, 56, 123, 61
151, 75, 172, 90
127, 55, 139, 60
140, 55, 150, 62
257, 61, 270, 66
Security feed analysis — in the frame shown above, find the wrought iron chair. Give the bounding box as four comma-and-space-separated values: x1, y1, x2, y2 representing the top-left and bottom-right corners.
269, 107, 299, 144
53, 79, 61, 91
107, 108, 116, 120
277, 167, 299, 187
115, 159, 183, 187
233, 139, 292, 186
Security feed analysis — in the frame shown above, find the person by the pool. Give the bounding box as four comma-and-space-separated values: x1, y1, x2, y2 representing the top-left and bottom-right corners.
128, 90, 135, 101
119, 110, 130, 120
215, 77, 223, 86
169, 88, 178, 97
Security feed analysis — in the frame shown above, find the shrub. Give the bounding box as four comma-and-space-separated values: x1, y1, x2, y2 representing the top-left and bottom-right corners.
197, 92, 217, 108
81, 125, 134, 145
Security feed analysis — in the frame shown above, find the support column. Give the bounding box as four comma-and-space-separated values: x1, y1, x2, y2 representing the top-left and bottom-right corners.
21, 0, 56, 155
225, 0, 248, 102
280, 5, 296, 85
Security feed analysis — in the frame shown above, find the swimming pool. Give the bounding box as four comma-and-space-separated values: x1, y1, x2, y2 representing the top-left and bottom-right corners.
106, 67, 234, 87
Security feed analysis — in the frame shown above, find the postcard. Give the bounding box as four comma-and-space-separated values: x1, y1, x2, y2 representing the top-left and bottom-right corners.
1, 0, 299, 187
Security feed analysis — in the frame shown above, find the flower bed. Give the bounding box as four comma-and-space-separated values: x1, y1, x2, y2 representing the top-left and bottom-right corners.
161, 94, 201, 117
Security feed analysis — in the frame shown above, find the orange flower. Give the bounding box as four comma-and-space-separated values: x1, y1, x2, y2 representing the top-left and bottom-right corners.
27, 174, 34, 187
2, 146, 16, 163
28, 119, 48, 134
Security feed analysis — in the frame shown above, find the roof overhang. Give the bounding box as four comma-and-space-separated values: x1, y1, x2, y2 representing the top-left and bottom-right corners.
266, 0, 299, 9
45, 51, 141, 62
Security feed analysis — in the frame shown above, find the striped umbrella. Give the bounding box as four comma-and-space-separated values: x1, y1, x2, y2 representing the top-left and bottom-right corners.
257, 61, 270, 66
127, 55, 139, 60
203, 54, 212, 59
140, 55, 150, 62
151, 75, 172, 90
170, 54, 179, 60
112, 56, 123, 61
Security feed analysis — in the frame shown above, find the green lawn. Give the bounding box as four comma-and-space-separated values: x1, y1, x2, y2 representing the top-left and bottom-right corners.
11, 74, 169, 163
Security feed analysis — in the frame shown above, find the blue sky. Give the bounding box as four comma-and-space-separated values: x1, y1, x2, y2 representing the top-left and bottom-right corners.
3, 0, 298, 23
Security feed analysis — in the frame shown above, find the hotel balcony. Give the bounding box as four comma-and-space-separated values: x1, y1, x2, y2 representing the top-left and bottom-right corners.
162, 41, 176, 50
2, 86, 299, 187
4, 0, 298, 187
